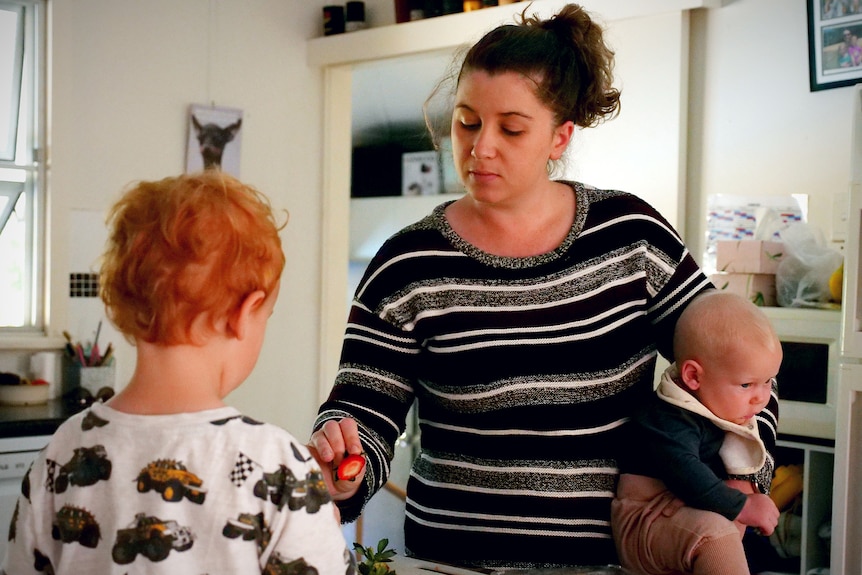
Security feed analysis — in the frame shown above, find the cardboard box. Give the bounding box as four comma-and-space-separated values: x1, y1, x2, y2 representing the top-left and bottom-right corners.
710, 273, 776, 306
716, 240, 785, 274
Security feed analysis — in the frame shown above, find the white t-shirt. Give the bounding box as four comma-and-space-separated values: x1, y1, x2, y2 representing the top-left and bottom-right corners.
3, 402, 351, 574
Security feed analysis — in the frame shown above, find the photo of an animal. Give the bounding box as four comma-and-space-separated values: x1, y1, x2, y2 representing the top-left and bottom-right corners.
192, 115, 242, 170
185, 105, 243, 177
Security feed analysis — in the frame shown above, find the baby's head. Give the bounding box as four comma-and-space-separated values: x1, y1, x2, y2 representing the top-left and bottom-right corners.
100, 171, 286, 345
673, 291, 782, 424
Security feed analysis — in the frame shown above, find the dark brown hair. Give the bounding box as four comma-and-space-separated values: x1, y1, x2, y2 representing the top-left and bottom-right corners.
460, 3, 620, 128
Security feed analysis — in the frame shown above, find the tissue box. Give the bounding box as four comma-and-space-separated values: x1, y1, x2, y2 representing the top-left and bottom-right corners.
716, 240, 785, 274
710, 273, 776, 306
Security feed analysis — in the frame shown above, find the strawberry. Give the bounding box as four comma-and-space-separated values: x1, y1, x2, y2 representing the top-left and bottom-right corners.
335, 453, 366, 481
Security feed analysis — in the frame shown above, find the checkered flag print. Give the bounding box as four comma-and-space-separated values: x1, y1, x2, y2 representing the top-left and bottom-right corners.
230, 452, 259, 487
45, 459, 58, 493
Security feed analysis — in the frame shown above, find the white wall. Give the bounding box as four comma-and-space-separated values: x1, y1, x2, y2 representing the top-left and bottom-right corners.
46, 0, 856, 438
687, 1, 852, 260
49, 0, 332, 437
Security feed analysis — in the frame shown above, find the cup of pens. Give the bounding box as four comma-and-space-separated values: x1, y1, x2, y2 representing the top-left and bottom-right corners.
62, 322, 115, 397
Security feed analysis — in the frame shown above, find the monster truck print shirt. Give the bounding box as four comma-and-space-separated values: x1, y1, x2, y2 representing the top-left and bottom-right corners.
2, 403, 352, 575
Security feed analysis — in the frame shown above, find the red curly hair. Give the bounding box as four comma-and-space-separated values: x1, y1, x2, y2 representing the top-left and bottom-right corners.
100, 171, 286, 345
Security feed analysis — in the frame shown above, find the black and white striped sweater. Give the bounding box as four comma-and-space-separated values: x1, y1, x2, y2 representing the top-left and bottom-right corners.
316, 182, 720, 568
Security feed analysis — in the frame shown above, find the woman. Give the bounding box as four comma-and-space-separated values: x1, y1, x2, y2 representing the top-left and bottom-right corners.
310, 3, 777, 568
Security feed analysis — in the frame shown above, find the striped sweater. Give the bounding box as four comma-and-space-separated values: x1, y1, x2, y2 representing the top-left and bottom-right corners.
315, 182, 715, 568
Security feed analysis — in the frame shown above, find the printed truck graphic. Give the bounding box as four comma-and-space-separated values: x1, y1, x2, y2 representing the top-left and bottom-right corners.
54, 445, 112, 493
264, 552, 319, 575
222, 512, 272, 552
111, 513, 194, 564
52, 505, 101, 548
253, 466, 330, 513
136, 459, 207, 504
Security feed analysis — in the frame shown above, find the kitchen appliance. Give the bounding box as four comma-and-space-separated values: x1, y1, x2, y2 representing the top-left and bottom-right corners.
763, 307, 842, 441
0, 434, 50, 561
829, 83, 862, 575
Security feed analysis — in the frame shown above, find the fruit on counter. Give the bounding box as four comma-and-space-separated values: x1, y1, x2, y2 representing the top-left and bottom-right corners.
829, 263, 843, 303
335, 453, 366, 482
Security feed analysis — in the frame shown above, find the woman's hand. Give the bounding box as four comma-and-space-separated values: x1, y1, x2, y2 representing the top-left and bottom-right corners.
308, 418, 366, 501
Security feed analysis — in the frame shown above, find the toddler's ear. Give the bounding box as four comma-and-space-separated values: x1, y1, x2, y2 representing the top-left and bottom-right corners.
227, 290, 266, 340
677, 359, 703, 392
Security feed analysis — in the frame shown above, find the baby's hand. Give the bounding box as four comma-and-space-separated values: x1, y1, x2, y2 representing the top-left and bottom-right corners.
736, 493, 780, 535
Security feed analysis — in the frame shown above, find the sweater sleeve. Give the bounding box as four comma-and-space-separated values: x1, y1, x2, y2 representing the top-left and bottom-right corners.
314, 262, 420, 522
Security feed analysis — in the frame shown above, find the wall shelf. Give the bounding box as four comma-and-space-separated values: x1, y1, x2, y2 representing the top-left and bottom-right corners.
307, 0, 723, 68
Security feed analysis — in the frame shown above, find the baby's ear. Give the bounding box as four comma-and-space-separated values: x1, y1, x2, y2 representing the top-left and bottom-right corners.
677, 359, 703, 392
227, 290, 266, 340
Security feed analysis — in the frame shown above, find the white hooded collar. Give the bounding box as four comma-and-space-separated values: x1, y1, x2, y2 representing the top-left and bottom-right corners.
657, 364, 767, 476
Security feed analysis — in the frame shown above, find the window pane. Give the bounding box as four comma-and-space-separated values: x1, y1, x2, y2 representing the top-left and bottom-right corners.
0, 184, 27, 326
0, 5, 23, 161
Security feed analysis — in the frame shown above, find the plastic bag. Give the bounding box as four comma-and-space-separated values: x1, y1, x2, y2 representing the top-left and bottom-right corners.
775, 223, 843, 308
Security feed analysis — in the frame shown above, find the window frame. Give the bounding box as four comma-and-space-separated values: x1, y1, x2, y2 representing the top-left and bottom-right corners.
0, 0, 47, 336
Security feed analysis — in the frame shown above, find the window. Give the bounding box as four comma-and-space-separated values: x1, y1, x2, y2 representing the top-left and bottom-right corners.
0, 0, 46, 330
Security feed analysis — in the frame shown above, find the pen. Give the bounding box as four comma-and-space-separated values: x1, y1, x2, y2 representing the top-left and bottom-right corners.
75, 344, 88, 367
98, 343, 113, 367
89, 321, 102, 366
62, 331, 76, 358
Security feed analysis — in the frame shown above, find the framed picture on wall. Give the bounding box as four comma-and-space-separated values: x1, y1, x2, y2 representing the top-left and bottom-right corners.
808, 0, 862, 91
185, 104, 243, 177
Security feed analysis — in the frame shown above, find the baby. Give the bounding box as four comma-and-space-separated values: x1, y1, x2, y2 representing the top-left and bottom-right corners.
612, 290, 782, 575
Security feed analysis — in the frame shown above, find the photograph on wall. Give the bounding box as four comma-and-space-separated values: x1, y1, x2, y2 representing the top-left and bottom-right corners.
808, 0, 862, 90
185, 104, 243, 177
401, 151, 440, 196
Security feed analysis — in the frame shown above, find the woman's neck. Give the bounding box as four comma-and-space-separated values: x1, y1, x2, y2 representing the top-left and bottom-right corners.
447, 181, 576, 257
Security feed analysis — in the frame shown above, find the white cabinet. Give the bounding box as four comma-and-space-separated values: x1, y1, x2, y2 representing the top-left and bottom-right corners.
0, 435, 51, 561
772, 438, 834, 575
830, 365, 862, 575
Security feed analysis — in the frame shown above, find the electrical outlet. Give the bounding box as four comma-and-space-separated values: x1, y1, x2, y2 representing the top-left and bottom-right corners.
833, 191, 849, 243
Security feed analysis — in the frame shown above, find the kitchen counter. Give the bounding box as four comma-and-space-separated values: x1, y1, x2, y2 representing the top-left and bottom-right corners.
0, 397, 83, 438
392, 557, 630, 575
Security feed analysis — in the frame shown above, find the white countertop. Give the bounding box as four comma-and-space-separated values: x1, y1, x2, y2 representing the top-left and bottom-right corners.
391, 556, 629, 575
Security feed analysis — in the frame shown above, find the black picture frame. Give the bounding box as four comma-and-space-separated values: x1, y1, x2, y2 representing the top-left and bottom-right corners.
808, 0, 862, 91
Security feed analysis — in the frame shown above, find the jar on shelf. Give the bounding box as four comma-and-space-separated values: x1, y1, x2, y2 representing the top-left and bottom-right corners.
345, 1, 367, 31
424, 0, 443, 17
441, 0, 463, 13
463, 0, 482, 11
409, 0, 425, 20
323, 5, 345, 35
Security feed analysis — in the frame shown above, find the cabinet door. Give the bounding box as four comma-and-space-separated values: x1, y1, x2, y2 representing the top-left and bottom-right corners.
831, 363, 862, 575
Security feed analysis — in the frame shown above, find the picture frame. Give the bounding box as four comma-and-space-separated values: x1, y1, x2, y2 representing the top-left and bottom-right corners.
808, 0, 862, 91
401, 151, 440, 196
185, 104, 243, 177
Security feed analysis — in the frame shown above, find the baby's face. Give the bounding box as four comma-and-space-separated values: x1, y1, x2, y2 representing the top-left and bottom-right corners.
694, 341, 782, 425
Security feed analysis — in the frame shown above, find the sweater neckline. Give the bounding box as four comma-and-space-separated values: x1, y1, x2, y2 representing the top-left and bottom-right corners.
430, 181, 588, 269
